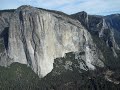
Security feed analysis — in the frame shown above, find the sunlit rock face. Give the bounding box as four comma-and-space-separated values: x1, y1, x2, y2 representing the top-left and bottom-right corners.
0, 5, 103, 77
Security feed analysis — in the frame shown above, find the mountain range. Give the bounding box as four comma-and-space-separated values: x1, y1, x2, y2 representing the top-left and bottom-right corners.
0, 5, 120, 90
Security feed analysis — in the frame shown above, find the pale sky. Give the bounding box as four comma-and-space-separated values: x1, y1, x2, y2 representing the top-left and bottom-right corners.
0, 0, 120, 15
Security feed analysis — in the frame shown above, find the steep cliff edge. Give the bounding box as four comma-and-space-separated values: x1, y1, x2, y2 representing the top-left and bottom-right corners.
0, 5, 103, 77
0, 5, 120, 89
71, 11, 120, 49
71, 12, 120, 69
0, 10, 14, 66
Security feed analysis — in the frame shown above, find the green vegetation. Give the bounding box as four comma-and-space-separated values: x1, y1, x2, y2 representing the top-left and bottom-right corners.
0, 63, 39, 90
39, 52, 120, 90
0, 52, 120, 90
91, 31, 120, 70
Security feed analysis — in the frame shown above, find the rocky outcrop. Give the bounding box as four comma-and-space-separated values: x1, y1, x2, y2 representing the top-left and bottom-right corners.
0, 5, 104, 77
0, 5, 120, 90
0, 10, 14, 51
0, 10, 14, 34
71, 12, 120, 66
71, 11, 120, 47
0, 10, 14, 67
0, 5, 120, 79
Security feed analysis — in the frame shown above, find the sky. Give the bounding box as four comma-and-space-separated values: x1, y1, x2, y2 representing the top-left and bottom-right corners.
0, 0, 120, 15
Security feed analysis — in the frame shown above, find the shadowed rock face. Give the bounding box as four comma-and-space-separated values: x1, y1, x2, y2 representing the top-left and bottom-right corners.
0, 5, 120, 82
0, 10, 14, 66
71, 12, 120, 50
71, 12, 120, 68
0, 10, 14, 33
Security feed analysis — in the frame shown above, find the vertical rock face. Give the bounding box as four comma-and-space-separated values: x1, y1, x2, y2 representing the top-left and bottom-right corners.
0, 5, 120, 78
0, 10, 14, 51
0, 10, 14, 33
0, 10, 14, 66
0, 6, 103, 77
71, 12, 120, 63
71, 12, 120, 49
0, 6, 120, 89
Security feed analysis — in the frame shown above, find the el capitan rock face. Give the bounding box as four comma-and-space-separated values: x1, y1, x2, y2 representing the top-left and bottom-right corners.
0, 5, 120, 89
0, 5, 104, 77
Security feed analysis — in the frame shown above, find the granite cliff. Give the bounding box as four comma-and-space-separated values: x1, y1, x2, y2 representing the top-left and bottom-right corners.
0, 5, 104, 77
0, 5, 120, 89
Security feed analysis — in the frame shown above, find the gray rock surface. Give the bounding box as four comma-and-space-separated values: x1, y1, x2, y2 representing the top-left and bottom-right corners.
71, 12, 120, 56
0, 10, 14, 34
0, 5, 104, 77
0, 10, 14, 66
0, 5, 120, 78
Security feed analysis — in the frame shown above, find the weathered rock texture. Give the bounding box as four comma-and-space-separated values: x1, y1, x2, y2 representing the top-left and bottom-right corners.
71, 12, 120, 69
0, 10, 14, 66
0, 5, 120, 79
71, 11, 120, 53
0, 6, 104, 77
